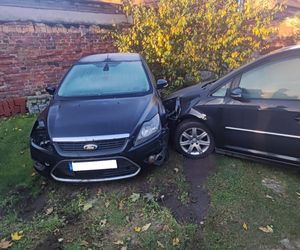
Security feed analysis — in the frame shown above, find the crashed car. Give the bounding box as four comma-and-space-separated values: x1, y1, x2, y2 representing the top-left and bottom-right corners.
30, 53, 169, 182
164, 45, 300, 166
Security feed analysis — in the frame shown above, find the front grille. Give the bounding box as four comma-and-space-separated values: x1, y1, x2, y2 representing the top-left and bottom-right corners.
56, 138, 127, 153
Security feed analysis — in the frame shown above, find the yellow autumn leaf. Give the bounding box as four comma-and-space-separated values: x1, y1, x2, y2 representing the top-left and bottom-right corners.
172, 237, 180, 246
259, 225, 273, 233
243, 222, 248, 231
134, 227, 141, 233
11, 231, 24, 241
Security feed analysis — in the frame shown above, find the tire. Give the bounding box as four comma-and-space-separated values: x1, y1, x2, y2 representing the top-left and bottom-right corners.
174, 119, 215, 159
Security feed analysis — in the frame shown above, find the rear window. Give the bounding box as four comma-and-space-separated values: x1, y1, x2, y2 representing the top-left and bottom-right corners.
58, 61, 150, 97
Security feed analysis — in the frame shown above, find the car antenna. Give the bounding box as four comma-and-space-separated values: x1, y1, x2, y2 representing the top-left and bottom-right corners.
103, 54, 110, 71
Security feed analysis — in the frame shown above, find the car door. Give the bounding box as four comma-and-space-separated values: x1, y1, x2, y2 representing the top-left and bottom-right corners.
221, 55, 300, 164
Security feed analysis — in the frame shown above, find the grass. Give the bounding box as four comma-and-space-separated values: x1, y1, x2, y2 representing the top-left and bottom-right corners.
0, 115, 299, 249
0, 115, 37, 195
204, 156, 300, 250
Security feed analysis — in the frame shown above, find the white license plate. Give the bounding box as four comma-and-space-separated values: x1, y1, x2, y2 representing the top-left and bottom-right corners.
71, 160, 117, 172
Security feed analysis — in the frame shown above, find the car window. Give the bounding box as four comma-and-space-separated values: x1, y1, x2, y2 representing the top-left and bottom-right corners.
58, 61, 150, 97
239, 57, 300, 100
211, 81, 231, 97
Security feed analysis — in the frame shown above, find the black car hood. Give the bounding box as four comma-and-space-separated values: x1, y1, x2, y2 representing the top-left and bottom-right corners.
165, 80, 216, 101
47, 95, 155, 139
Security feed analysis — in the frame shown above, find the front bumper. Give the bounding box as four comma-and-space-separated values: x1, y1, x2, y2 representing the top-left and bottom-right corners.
30, 128, 169, 182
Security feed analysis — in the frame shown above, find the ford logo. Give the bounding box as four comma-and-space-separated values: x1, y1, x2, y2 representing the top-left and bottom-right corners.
83, 144, 98, 151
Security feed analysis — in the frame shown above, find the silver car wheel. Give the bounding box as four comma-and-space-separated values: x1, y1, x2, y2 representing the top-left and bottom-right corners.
179, 127, 210, 156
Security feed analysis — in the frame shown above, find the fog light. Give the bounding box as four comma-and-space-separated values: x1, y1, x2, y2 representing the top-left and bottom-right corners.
34, 161, 46, 171
148, 155, 156, 164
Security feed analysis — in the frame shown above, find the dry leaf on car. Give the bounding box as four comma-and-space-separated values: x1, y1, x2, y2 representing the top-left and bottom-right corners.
141, 223, 151, 232
259, 225, 273, 233
0, 239, 13, 249
11, 231, 24, 241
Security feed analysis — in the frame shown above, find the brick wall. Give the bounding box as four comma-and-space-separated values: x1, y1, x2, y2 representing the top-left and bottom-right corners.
0, 22, 116, 116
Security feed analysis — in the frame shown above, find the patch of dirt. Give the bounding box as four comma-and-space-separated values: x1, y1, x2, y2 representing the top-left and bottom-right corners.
34, 235, 63, 250
161, 155, 215, 224
271, 238, 300, 250
262, 178, 285, 195
14, 187, 48, 221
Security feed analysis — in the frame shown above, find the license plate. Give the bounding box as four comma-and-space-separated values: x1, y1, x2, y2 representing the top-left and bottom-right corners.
71, 160, 117, 172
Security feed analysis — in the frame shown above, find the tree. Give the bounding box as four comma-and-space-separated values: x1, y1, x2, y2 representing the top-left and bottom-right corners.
114, 0, 281, 90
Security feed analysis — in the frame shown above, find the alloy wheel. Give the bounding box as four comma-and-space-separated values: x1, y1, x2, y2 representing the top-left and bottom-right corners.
179, 127, 210, 156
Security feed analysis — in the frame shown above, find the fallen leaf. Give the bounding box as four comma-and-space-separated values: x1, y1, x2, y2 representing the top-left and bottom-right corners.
162, 225, 174, 232
119, 200, 125, 210
129, 193, 140, 202
113, 240, 124, 245
134, 227, 141, 233
80, 240, 89, 247
296, 192, 300, 198
259, 225, 273, 233
157, 240, 165, 248
266, 195, 274, 201
243, 223, 248, 231
0, 239, 13, 249
105, 201, 110, 208
82, 202, 93, 211
143, 193, 154, 202
141, 223, 151, 232
58, 238, 64, 243
46, 207, 54, 215
172, 237, 180, 246
121, 247, 127, 250
173, 168, 179, 173
11, 231, 23, 241
99, 219, 107, 227
31, 172, 36, 177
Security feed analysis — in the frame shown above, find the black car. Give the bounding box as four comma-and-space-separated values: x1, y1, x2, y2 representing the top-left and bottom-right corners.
164, 45, 300, 166
30, 53, 169, 182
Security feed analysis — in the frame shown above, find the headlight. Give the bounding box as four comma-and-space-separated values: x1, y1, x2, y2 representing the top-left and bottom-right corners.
135, 114, 161, 145
31, 120, 52, 150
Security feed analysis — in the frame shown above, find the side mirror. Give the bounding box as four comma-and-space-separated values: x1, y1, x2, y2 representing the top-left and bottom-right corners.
46, 86, 56, 95
230, 87, 243, 100
156, 79, 168, 89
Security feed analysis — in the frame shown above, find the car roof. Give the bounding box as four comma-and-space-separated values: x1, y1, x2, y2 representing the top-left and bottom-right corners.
78, 53, 142, 63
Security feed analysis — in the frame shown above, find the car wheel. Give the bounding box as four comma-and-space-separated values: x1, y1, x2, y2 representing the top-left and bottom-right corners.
175, 119, 215, 159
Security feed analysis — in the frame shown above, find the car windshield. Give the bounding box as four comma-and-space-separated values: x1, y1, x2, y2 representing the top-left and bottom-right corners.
58, 61, 150, 97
